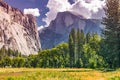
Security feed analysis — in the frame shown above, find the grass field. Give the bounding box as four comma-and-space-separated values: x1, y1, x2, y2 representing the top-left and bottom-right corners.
0, 68, 120, 80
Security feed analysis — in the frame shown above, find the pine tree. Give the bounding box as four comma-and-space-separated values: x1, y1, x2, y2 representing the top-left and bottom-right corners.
86, 32, 91, 43
69, 35, 74, 68
102, 0, 120, 68
76, 29, 81, 67
68, 28, 76, 67
76, 29, 85, 67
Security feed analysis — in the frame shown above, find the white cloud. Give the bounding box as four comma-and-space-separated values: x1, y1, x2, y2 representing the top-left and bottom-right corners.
38, 26, 44, 31
43, 0, 71, 26
24, 8, 40, 17
43, 0, 106, 26
73, 0, 105, 12
71, 0, 106, 18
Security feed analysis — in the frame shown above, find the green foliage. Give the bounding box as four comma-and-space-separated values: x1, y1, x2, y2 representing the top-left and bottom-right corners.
67, 29, 105, 68
36, 43, 69, 68
68, 29, 75, 68
12, 57, 25, 68
110, 76, 120, 80
0, 29, 107, 68
7, 77, 26, 80
102, 0, 120, 68
0, 48, 25, 68
76, 29, 85, 68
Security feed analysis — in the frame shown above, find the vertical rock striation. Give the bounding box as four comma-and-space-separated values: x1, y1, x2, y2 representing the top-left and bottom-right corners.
0, 1, 41, 55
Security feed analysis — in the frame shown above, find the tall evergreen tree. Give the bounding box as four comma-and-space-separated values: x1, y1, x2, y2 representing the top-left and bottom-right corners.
69, 35, 74, 68
86, 32, 91, 43
102, 0, 120, 68
76, 29, 85, 67
76, 29, 81, 67
68, 28, 76, 67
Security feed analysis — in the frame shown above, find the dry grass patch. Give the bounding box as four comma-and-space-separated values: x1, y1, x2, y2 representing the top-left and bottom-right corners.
0, 68, 119, 80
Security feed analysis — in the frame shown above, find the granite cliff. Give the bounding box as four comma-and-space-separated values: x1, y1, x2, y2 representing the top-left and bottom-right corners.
39, 11, 102, 49
0, 1, 41, 55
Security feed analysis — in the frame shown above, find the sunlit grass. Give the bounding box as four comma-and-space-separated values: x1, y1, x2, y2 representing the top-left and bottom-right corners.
0, 68, 119, 80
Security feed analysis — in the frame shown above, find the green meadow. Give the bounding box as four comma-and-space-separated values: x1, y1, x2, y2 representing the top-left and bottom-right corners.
0, 68, 120, 80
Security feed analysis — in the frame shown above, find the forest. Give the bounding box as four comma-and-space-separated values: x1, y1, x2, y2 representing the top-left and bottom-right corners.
0, 32, 107, 68
0, 0, 120, 69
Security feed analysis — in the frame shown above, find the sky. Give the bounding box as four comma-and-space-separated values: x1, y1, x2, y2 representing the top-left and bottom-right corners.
4, 0, 106, 29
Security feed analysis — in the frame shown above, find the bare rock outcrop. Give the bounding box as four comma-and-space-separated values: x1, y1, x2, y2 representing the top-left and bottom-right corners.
0, 1, 41, 55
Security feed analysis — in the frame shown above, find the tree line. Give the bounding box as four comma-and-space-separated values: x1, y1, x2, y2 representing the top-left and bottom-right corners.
0, 32, 105, 68
0, 30, 115, 69
68, 29, 105, 68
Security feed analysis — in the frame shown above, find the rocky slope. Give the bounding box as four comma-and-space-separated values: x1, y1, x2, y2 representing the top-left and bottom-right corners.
39, 11, 103, 49
0, 1, 41, 55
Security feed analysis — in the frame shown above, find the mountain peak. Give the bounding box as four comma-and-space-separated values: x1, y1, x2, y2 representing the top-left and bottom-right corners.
57, 11, 85, 19
39, 11, 102, 49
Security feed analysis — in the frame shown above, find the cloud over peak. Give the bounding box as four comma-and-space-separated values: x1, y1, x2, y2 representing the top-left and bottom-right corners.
43, 0, 106, 26
73, 0, 105, 13
71, 0, 105, 19
43, 0, 71, 26
24, 8, 40, 17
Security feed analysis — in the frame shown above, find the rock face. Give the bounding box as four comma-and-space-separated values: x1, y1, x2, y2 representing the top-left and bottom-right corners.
0, 1, 41, 55
39, 11, 103, 49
